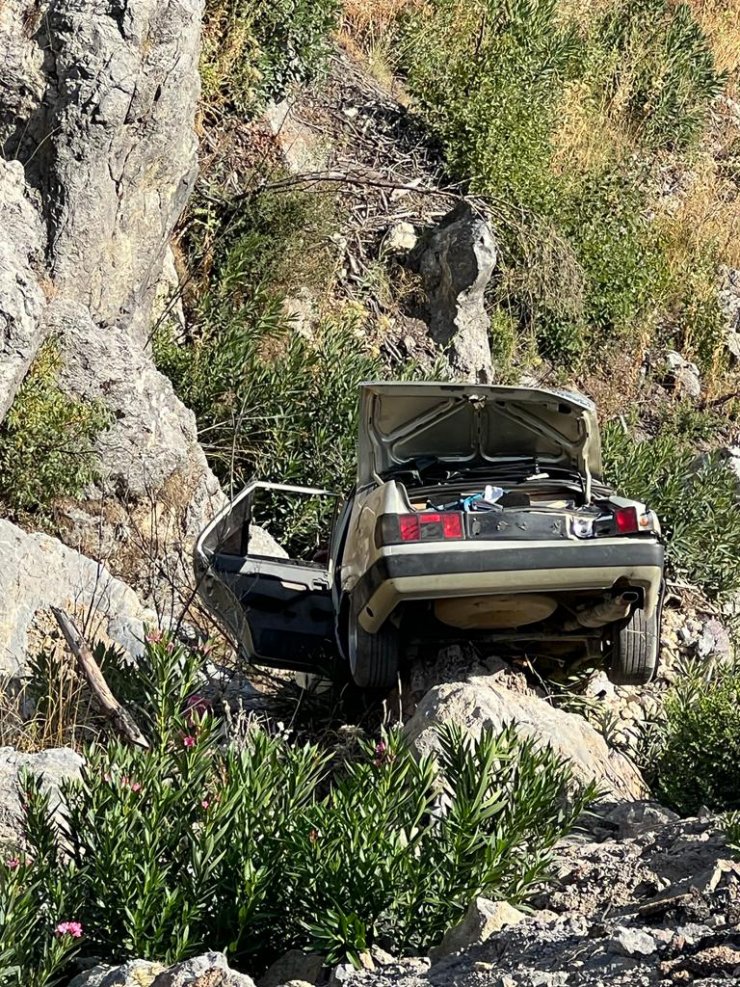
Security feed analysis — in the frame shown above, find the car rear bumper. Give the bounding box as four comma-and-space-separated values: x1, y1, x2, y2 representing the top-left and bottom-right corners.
355, 538, 664, 633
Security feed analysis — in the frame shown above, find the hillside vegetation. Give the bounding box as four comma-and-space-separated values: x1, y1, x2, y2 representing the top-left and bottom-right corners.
152, 0, 740, 600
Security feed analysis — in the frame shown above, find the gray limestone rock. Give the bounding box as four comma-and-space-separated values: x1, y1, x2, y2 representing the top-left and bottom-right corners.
0, 159, 47, 423
152, 953, 256, 987
417, 202, 497, 383
406, 676, 648, 802
0, 518, 156, 679
10, 0, 204, 343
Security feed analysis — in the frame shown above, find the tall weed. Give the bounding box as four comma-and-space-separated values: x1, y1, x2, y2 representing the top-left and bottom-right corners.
596, 0, 722, 149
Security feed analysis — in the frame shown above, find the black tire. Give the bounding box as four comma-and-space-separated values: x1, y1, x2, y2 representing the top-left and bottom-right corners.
607, 607, 659, 686
348, 596, 399, 690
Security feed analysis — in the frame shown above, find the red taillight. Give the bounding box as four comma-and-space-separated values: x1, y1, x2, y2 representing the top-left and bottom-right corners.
441, 513, 464, 538
379, 512, 465, 545
399, 515, 421, 541
614, 507, 639, 534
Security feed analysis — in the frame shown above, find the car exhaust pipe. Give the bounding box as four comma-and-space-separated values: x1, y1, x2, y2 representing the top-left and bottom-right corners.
563, 591, 640, 631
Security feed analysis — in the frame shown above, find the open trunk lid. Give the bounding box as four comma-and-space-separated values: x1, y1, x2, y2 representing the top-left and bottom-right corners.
357, 382, 602, 489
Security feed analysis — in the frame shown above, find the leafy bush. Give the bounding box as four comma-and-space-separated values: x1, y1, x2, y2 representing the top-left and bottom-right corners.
0, 637, 595, 983
602, 415, 740, 598
201, 0, 340, 115
401, 0, 576, 213
0, 342, 109, 515
645, 661, 740, 814
596, 0, 722, 149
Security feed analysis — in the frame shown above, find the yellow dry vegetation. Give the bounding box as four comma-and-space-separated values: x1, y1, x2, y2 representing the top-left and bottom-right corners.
551, 80, 637, 176
686, 0, 740, 80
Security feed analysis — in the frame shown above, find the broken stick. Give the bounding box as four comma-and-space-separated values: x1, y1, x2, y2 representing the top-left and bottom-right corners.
50, 606, 150, 749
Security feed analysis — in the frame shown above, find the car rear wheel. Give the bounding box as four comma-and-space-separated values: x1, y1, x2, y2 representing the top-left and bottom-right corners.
607, 607, 659, 686
348, 597, 399, 690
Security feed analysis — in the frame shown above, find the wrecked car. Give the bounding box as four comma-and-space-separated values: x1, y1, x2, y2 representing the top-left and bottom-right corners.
195, 382, 665, 690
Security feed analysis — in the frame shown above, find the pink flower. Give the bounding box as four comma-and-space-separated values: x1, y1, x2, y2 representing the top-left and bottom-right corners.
145, 629, 163, 644
373, 740, 391, 768
201, 799, 210, 810
182, 735, 196, 749
55, 921, 83, 939
5, 858, 20, 871
130, 782, 142, 794
184, 694, 212, 724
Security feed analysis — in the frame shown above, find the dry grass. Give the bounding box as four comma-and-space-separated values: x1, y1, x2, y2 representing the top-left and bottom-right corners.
686, 0, 740, 81
551, 79, 637, 176
338, 0, 422, 83
0, 643, 98, 753
340, 0, 418, 40
657, 151, 740, 271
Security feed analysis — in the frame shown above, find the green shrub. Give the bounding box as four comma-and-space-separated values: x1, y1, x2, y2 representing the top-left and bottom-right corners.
185, 184, 337, 301
596, 0, 722, 150
0, 795, 81, 987
0, 636, 595, 983
160, 186, 431, 549
646, 661, 740, 814
0, 342, 109, 515
201, 0, 340, 116
402, 0, 576, 213
602, 416, 740, 598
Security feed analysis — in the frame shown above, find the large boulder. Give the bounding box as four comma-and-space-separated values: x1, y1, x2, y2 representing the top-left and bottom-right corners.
417, 202, 496, 383
406, 672, 648, 802
0, 159, 47, 422
0, 518, 156, 680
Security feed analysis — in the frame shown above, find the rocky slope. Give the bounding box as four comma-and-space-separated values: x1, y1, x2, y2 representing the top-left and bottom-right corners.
61, 806, 740, 986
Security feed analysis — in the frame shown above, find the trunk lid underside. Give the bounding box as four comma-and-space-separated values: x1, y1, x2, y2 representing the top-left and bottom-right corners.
357, 382, 603, 488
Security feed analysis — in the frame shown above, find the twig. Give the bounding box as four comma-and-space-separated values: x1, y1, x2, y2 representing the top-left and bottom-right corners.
50, 607, 150, 749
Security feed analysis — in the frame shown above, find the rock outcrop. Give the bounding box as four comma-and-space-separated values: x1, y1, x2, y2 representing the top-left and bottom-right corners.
0, 518, 156, 680
0, 0, 225, 602
417, 202, 497, 383
2, 0, 203, 342
406, 656, 647, 802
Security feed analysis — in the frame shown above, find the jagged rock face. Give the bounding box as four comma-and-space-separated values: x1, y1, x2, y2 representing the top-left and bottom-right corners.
0, 0, 226, 602
2, 0, 203, 342
0, 518, 156, 679
417, 202, 497, 384
0, 159, 47, 421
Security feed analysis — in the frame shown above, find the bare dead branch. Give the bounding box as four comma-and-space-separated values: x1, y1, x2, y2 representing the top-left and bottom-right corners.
50, 607, 150, 749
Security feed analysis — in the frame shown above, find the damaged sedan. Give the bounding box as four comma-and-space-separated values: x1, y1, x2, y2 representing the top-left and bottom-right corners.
195, 382, 665, 690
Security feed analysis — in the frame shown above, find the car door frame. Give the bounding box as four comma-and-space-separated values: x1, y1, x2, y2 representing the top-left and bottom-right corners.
194, 480, 341, 672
